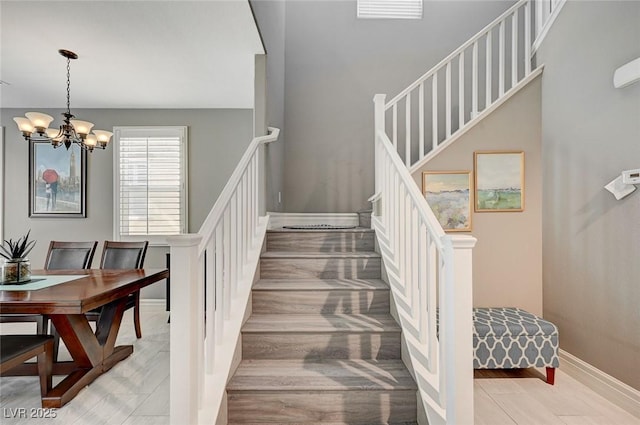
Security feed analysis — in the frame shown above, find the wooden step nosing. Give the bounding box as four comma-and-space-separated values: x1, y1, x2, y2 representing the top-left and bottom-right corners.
252, 286, 390, 292
242, 328, 401, 334
227, 385, 418, 392
260, 252, 381, 259
267, 228, 375, 233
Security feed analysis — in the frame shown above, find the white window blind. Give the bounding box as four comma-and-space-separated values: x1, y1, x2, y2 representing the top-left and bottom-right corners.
114, 126, 188, 245
357, 0, 422, 19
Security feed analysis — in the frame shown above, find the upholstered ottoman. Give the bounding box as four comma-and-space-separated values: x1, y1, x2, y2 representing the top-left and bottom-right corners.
473, 307, 559, 384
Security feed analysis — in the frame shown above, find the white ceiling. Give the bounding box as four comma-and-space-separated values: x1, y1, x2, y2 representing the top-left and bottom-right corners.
0, 0, 264, 109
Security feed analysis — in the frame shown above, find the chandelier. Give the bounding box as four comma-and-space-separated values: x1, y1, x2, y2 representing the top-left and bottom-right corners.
13, 49, 112, 152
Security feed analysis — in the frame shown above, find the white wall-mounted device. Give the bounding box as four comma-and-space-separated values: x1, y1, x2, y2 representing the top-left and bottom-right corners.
605, 168, 640, 200
613, 57, 640, 89
622, 168, 640, 185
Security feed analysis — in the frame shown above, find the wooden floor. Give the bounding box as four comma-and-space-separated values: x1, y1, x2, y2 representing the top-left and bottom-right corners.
1, 304, 639, 425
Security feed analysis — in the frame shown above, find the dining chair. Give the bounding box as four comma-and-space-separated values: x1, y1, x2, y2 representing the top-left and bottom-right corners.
0, 335, 54, 401
100, 241, 149, 339
44, 241, 98, 361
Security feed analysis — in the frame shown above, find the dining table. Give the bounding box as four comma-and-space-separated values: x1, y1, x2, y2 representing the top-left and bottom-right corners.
0, 268, 169, 408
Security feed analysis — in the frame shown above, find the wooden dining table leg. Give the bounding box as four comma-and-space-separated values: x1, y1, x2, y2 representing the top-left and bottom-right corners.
42, 298, 133, 408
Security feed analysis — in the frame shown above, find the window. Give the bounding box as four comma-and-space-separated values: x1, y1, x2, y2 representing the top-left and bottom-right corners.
114, 126, 188, 245
357, 0, 422, 19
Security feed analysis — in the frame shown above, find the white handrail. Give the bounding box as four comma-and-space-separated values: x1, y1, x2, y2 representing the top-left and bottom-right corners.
168, 127, 279, 425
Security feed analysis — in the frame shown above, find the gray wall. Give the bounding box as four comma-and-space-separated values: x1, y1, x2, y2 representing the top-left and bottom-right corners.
251, 0, 286, 212
1, 108, 254, 299
282, 0, 515, 212
536, 1, 640, 390
412, 76, 543, 315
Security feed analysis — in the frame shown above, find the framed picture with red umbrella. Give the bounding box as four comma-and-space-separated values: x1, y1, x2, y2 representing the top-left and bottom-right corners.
29, 141, 87, 217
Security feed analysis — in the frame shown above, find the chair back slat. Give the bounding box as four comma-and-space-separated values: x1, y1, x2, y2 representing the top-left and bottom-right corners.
44, 241, 98, 270
100, 241, 149, 270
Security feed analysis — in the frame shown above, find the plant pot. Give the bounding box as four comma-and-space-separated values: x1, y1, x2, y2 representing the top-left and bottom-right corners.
1, 259, 31, 284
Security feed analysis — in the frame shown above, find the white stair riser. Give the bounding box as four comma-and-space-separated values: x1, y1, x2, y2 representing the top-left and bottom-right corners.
242, 333, 401, 360
252, 290, 390, 314
227, 390, 417, 423
260, 258, 382, 279
267, 231, 375, 252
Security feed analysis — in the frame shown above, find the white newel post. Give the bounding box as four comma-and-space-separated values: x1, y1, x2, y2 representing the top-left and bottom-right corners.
168, 234, 203, 425
445, 234, 477, 425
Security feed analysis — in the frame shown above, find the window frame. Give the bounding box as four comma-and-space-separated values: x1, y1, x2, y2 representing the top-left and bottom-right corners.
113, 126, 188, 246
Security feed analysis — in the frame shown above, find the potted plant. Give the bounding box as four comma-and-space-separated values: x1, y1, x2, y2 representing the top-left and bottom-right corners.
0, 230, 36, 284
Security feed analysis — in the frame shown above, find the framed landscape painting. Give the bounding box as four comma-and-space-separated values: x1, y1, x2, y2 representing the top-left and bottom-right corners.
474, 151, 524, 212
422, 171, 472, 232
29, 141, 87, 217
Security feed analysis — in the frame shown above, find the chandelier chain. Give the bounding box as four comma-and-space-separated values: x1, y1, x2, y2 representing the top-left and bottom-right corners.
66, 56, 71, 115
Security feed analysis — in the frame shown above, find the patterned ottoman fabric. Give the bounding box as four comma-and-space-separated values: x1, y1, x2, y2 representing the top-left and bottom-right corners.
473, 307, 559, 370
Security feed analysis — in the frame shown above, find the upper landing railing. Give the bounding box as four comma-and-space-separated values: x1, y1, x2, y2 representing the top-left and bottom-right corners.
384, 0, 565, 172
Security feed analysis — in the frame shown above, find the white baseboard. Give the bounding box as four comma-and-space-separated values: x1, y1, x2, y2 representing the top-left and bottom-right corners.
266, 212, 359, 229
560, 349, 640, 419
140, 299, 167, 308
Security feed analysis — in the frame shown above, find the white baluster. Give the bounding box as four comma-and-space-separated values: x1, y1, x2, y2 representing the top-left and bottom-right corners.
458, 52, 465, 129
536, 0, 543, 41
512, 10, 518, 87
197, 253, 205, 408
215, 224, 224, 343
427, 234, 437, 371
391, 103, 398, 150
486, 31, 492, 108
205, 236, 216, 372
472, 41, 478, 118
432, 74, 438, 150
525, 1, 532, 74
419, 82, 424, 160
223, 207, 231, 320
499, 20, 505, 96
411, 206, 419, 314
405, 93, 411, 167
229, 193, 238, 298
418, 221, 428, 346
445, 62, 452, 137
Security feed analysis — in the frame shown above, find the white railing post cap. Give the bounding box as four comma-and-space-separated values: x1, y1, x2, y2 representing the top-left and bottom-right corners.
167, 233, 203, 247
373, 93, 387, 103
449, 234, 477, 249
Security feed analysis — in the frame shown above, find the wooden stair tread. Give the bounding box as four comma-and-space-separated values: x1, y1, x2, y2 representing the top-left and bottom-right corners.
227, 359, 417, 391
243, 314, 400, 333
261, 251, 380, 259
253, 278, 389, 291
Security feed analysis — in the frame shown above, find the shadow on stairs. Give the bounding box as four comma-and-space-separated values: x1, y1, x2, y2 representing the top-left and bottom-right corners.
226, 226, 418, 424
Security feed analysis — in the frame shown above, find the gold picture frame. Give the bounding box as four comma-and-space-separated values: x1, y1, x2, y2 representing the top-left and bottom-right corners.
474, 151, 525, 212
422, 171, 473, 232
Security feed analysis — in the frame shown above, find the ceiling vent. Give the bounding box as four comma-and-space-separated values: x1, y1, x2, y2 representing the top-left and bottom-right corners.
357, 0, 423, 19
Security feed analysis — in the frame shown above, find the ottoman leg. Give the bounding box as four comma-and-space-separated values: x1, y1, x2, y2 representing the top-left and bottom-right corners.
546, 367, 555, 385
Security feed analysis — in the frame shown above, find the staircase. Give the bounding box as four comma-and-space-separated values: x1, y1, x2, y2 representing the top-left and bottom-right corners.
226, 227, 418, 424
